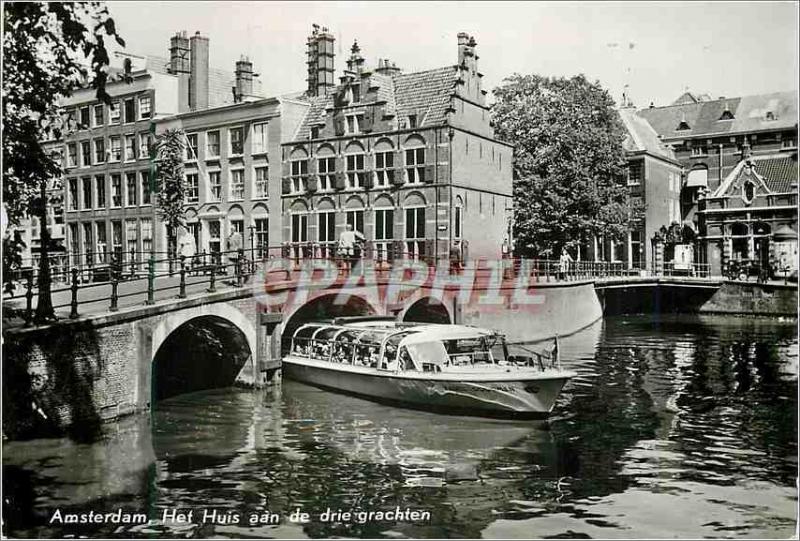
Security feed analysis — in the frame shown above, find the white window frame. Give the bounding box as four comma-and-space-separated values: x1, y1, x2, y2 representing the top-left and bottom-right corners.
109, 136, 122, 163
109, 101, 121, 124
345, 114, 363, 135
317, 156, 335, 191
374, 207, 394, 261
125, 172, 138, 207
66, 143, 78, 168
230, 168, 245, 200
208, 170, 222, 202
290, 159, 307, 193
95, 175, 106, 210
345, 152, 366, 190
185, 173, 199, 203
251, 122, 268, 154
80, 140, 92, 168
138, 95, 152, 119
140, 171, 152, 206
404, 205, 426, 259
405, 146, 425, 184
374, 150, 394, 187
229, 126, 244, 157
92, 104, 104, 128
139, 133, 151, 160
254, 166, 269, 199
124, 134, 137, 162
110, 174, 123, 208
206, 130, 220, 158
185, 133, 199, 161
627, 162, 642, 186
93, 138, 105, 164
123, 98, 135, 124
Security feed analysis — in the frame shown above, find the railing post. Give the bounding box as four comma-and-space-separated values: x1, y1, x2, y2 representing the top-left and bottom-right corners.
69, 267, 79, 319
129, 247, 136, 278
207, 260, 217, 293
179, 255, 187, 299
145, 256, 155, 305
24, 270, 34, 327
236, 249, 244, 287
110, 273, 119, 312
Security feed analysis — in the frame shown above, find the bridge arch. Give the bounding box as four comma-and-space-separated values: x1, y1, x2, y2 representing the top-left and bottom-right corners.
149, 304, 257, 402
401, 296, 452, 324
281, 292, 380, 351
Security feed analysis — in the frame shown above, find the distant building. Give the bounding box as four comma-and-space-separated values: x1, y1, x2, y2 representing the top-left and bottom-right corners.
280, 30, 513, 262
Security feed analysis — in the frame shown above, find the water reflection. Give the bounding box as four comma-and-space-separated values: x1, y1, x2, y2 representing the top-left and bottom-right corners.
2, 315, 796, 539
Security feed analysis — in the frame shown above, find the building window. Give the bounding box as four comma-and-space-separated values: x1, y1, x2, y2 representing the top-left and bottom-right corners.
351, 85, 360, 104
782, 137, 797, 149
139, 95, 151, 119
125, 134, 137, 161
95, 222, 107, 263
345, 114, 363, 135
252, 123, 268, 154
208, 220, 221, 256
185, 133, 198, 161
93, 104, 104, 127
346, 210, 365, 235
139, 133, 151, 159
290, 159, 308, 193
230, 127, 244, 156
82, 223, 93, 264
317, 157, 335, 191
374, 208, 394, 261
125, 219, 138, 254
453, 205, 462, 239
94, 138, 105, 164
311, 127, 320, 139
405, 207, 426, 259
374, 151, 394, 187
81, 141, 91, 167
408, 114, 417, 129
207, 131, 220, 157
346, 152, 366, 189
185, 173, 199, 203
140, 171, 151, 205
254, 166, 268, 198
109, 136, 122, 162
230, 169, 245, 200
111, 221, 123, 258
676, 119, 690, 131
318, 211, 336, 248
109, 101, 121, 124
79, 106, 90, 129
95, 175, 106, 209
141, 218, 153, 254
111, 174, 122, 207
691, 145, 707, 157
126, 172, 138, 206
254, 218, 269, 257
67, 143, 78, 168
405, 147, 425, 184
68, 223, 79, 261
627, 161, 642, 186
81, 177, 92, 210
124, 98, 135, 123
291, 214, 308, 244
209, 171, 222, 202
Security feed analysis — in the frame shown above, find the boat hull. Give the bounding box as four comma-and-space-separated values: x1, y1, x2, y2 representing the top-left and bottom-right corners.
282, 358, 572, 419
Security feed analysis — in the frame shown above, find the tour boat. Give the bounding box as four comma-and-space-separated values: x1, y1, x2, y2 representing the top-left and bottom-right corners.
282, 316, 577, 418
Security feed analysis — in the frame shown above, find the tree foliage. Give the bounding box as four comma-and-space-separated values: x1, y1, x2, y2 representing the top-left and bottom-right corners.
155, 129, 186, 246
2, 2, 126, 316
491, 74, 631, 258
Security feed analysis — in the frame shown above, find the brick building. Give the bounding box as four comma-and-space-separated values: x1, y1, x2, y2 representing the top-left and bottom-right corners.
636, 90, 798, 275
280, 29, 513, 262
58, 32, 267, 274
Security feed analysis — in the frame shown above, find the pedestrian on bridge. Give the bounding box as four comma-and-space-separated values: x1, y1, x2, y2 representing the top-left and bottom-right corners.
558, 248, 573, 281
338, 224, 365, 271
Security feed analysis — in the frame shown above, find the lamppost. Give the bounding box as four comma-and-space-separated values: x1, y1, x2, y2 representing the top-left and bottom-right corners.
247, 222, 256, 271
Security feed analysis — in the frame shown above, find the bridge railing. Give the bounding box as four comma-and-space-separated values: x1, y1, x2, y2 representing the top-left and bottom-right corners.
5, 244, 720, 326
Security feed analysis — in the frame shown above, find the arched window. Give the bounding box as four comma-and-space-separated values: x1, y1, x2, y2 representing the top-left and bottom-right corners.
316, 145, 336, 191
742, 180, 756, 205
453, 195, 464, 239
289, 148, 309, 194
374, 139, 395, 187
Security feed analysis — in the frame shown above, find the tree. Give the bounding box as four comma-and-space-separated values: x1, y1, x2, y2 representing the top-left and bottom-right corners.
154, 128, 186, 266
491, 74, 631, 258
2, 2, 126, 322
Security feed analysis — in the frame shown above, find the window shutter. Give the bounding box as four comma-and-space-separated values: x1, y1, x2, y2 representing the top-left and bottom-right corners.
307, 158, 317, 176
334, 172, 346, 190
281, 177, 291, 194
363, 171, 374, 190
306, 175, 318, 192
333, 114, 345, 136
391, 240, 404, 261
361, 108, 374, 133
392, 150, 405, 186
423, 164, 435, 183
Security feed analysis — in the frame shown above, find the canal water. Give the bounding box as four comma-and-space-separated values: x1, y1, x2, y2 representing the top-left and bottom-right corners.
3, 314, 798, 538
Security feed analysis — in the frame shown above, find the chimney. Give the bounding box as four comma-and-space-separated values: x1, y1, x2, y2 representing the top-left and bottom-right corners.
234, 56, 254, 103
457, 33, 478, 71
169, 31, 190, 112
375, 58, 401, 76
306, 24, 335, 97
189, 31, 209, 110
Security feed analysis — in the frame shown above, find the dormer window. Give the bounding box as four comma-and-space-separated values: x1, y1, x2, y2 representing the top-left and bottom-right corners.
311, 127, 320, 139
766, 111, 776, 121
677, 119, 691, 131
719, 108, 734, 121
351, 85, 360, 103
408, 114, 417, 129
742, 179, 756, 205
345, 114, 363, 135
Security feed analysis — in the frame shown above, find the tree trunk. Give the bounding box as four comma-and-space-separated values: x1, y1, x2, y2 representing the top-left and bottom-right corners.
34, 180, 55, 323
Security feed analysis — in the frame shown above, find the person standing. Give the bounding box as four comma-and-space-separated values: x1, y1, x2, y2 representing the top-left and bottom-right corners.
558, 248, 573, 281
226, 229, 243, 277
338, 223, 365, 270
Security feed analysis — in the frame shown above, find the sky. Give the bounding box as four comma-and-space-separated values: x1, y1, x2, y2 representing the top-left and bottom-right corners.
107, 1, 798, 107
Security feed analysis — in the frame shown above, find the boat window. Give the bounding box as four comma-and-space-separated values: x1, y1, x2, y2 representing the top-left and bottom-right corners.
397, 346, 416, 371
354, 343, 380, 368
381, 342, 399, 371
406, 341, 449, 372
443, 336, 495, 365
292, 326, 319, 356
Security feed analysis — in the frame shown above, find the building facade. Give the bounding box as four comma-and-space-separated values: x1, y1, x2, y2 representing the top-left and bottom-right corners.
280, 31, 513, 263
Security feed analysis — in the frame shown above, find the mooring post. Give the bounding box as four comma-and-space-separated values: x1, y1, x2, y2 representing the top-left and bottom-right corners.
258, 312, 284, 388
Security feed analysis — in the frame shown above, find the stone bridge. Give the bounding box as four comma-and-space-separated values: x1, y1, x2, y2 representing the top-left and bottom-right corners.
5, 258, 792, 439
